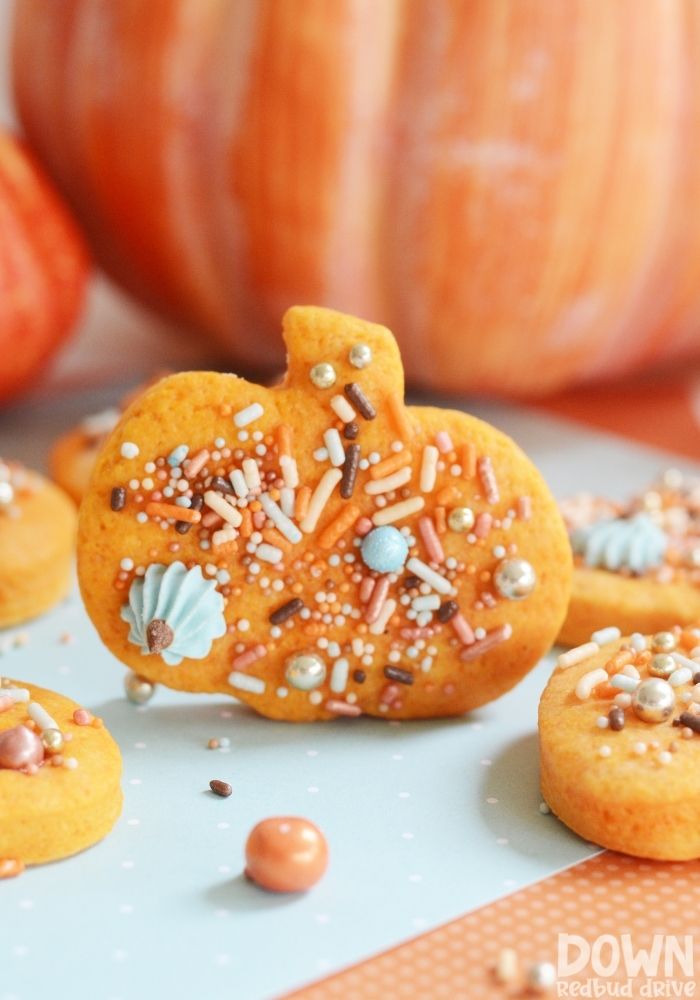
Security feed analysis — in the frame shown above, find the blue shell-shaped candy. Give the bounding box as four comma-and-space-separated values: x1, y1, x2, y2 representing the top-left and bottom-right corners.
121, 562, 226, 666
571, 513, 667, 575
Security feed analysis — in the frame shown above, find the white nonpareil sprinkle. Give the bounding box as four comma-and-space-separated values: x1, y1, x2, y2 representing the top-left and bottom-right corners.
598, 745, 611, 759
204, 491, 242, 527
405, 557, 452, 595
2, 687, 30, 703
672, 651, 698, 672
609, 673, 639, 693
364, 466, 412, 496
256, 543, 283, 564
230, 469, 248, 498
369, 599, 397, 636
330, 658, 350, 693
228, 671, 265, 694
242, 458, 261, 491
280, 455, 299, 489
419, 445, 439, 493
630, 633, 648, 651
300, 469, 342, 533
28, 700, 59, 732
668, 667, 693, 688
590, 626, 621, 646
411, 595, 441, 612
557, 642, 599, 669
575, 667, 609, 700
330, 395, 356, 423
233, 402, 264, 427
120, 442, 139, 460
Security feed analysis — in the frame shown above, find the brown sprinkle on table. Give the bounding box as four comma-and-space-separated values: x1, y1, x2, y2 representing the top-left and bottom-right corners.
209, 779, 232, 798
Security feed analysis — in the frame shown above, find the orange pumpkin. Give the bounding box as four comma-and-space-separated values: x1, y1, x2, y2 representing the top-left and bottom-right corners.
0, 129, 89, 402
12, 0, 700, 396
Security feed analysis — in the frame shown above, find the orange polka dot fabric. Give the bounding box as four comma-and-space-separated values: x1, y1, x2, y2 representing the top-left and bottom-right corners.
286, 852, 700, 998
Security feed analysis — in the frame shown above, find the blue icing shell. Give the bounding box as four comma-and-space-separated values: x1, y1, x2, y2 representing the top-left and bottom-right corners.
571, 513, 668, 575
121, 561, 226, 666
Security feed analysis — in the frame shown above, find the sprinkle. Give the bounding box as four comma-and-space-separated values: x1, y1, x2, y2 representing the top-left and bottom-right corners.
608, 706, 625, 731
340, 444, 360, 499
591, 626, 621, 645
343, 422, 359, 440
412, 595, 440, 612
630, 633, 648, 651
262, 528, 291, 553
73, 708, 93, 726
176, 492, 203, 534
0, 858, 24, 879
228, 671, 265, 694
318, 504, 361, 550
477, 456, 499, 504
460, 624, 512, 661
474, 512, 492, 539
295, 486, 311, 521
417, 516, 445, 564
451, 613, 475, 645
242, 458, 261, 491
576, 668, 611, 699
111, 487, 126, 511
417, 445, 439, 493
435, 430, 453, 454
330, 395, 356, 423
516, 496, 532, 520
437, 601, 458, 622
330, 658, 350, 693
275, 424, 292, 456
380, 683, 401, 705
460, 443, 477, 478
231, 644, 267, 670
344, 383, 376, 420
146, 501, 202, 524
167, 444, 189, 467
672, 651, 698, 672
279, 455, 299, 489
365, 467, 412, 496
372, 496, 425, 526
120, 442, 139, 460
677, 712, 700, 733
184, 448, 209, 479
256, 543, 283, 564
405, 557, 452, 595
609, 674, 638, 693
234, 402, 264, 427
204, 491, 242, 527
1, 687, 30, 703
323, 427, 345, 468
598, 745, 612, 759
369, 598, 397, 635
365, 576, 391, 624
210, 779, 232, 797
370, 451, 412, 481
386, 392, 413, 440
669, 667, 693, 688
384, 665, 414, 685
324, 699, 362, 717
210, 475, 236, 496
557, 642, 599, 669
28, 701, 59, 732
434, 507, 446, 534
300, 469, 342, 533
359, 577, 376, 603
259, 493, 302, 544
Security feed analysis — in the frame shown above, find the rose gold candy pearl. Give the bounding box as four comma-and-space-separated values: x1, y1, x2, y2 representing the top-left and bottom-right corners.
245, 817, 328, 893
0, 725, 44, 770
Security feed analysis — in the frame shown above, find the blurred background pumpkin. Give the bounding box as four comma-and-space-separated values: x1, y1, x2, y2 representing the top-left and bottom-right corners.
0, 128, 89, 402
11, 0, 700, 397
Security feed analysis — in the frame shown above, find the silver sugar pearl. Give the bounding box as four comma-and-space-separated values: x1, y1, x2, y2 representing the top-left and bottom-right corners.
493, 557, 537, 601
285, 652, 327, 691
348, 343, 372, 369
124, 671, 156, 705
632, 677, 675, 724
447, 506, 475, 533
309, 363, 337, 389
652, 631, 676, 654
526, 961, 556, 994
650, 653, 676, 679
0, 481, 14, 508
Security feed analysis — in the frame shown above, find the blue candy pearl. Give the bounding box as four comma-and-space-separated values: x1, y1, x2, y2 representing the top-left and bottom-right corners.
360, 526, 409, 573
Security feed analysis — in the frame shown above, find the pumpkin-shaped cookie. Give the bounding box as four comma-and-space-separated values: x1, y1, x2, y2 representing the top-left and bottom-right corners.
78, 307, 571, 721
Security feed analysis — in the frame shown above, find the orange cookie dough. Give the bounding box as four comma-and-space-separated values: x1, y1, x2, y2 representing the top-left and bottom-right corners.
540, 624, 700, 860
50, 375, 169, 504
0, 460, 76, 628
558, 472, 700, 646
78, 306, 571, 722
0, 680, 122, 867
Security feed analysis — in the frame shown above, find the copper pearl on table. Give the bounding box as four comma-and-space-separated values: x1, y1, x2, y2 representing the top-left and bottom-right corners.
244, 816, 329, 893
0, 725, 45, 770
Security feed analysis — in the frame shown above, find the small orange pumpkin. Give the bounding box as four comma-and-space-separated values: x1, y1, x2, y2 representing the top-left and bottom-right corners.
12, 0, 700, 395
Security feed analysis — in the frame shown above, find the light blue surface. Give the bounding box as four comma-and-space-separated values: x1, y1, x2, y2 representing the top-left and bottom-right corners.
2, 397, 698, 1000
0, 583, 594, 1000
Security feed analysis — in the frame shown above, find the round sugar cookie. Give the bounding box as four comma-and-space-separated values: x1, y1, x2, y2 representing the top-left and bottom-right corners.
78, 306, 572, 722
540, 626, 700, 860
0, 680, 122, 866
558, 473, 700, 646
0, 459, 76, 628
